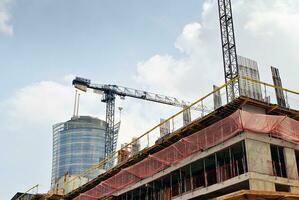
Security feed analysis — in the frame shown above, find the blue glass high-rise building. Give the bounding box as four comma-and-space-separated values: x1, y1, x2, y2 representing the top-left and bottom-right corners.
51, 116, 106, 188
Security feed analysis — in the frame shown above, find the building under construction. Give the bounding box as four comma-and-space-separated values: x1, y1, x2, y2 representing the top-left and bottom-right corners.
28, 73, 299, 200
18, 0, 299, 200
54, 84, 299, 200
21, 92, 299, 200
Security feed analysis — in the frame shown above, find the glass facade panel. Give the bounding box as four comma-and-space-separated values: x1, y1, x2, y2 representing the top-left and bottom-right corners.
51, 116, 106, 188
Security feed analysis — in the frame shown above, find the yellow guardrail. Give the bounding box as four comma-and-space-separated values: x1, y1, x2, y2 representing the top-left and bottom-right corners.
241, 76, 299, 96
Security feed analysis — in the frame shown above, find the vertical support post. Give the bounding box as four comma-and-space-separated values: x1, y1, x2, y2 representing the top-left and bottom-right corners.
179, 168, 182, 194
76, 93, 80, 116
73, 90, 78, 117
285, 91, 289, 108
277, 146, 283, 177
161, 178, 163, 200
264, 84, 268, 103
139, 187, 141, 199
242, 141, 247, 173
236, 160, 240, 176
215, 153, 219, 183
170, 174, 172, 198
146, 183, 149, 200
153, 181, 155, 200
271, 66, 286, 107
213, 85, 222, 110
172, 118, 175, 132
204, 159, 207, 187
201, 101, 204, 117
190, 164, 193, 191
147, 133, 150, 148
229, 146, 233, 178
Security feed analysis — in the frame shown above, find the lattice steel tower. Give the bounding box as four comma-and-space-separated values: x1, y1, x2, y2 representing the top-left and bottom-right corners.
102, 91, 117, 159
218, 0, 240, 102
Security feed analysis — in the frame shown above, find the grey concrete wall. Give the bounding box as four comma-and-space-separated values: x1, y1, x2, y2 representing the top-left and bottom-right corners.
245, 134, 299, 192
290, 186, 299, 192
242, 104, 266, 114
284, 147, 298, 180
249, 179, 275, 191
245, 138, 273, 175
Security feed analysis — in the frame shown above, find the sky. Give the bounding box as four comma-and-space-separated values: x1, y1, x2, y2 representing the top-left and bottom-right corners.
1, 0, 299, 199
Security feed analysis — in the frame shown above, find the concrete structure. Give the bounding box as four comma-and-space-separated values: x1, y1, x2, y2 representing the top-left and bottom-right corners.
131, 137, 140, 156
213, 85, 222, 110
51, 116, 107, 190
160, 119, 170, 137
238, 55, 263, 101
62, 96, 299, 200
113, 132, 299, 199
271, 66, 287, 107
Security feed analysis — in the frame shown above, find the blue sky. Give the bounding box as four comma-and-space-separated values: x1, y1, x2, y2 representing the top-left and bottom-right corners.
1, 0, 299, 199
0, 0, 202, 98
0, 0, 204, 198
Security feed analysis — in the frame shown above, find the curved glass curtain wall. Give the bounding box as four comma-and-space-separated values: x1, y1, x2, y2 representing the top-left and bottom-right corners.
51, 116, 106, 187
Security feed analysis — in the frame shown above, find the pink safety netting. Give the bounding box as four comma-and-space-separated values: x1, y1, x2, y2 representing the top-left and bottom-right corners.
77, 110, 299, 199
74, 193, 98, 200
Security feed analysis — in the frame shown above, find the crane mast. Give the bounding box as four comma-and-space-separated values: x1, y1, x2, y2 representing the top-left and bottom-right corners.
218, 0, 239, 102
102, 91, 116, 159
73, 77, 202, 159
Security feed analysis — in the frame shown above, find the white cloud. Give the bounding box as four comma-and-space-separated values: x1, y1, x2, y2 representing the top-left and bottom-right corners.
0, 75, 181, 197
175, 22, 202, 54
0, 76, 106, 197
136, 54, 193, 97
135, 3, 223, 100
233, 0, 299, 88
135, 0, 299, 102
2, 0, 299, 197
244, 0, 299, 40
62, 74, 76, 83
0, 79, 104, 131
2, 81, 73, 129
0, 0, 14, 36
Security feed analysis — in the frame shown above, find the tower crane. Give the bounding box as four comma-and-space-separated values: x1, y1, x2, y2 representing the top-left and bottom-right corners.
73, 77, 204, 158
72, 0, 240, 159
218, 0, 240, 102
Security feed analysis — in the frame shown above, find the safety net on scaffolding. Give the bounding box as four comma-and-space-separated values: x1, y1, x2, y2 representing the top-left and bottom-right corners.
74, 109, 299, 200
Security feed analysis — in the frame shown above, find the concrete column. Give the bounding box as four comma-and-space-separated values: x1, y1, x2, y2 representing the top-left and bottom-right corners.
284, 147, 298, 180
246, 138, 276, 191
245, 138, 273, 175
